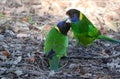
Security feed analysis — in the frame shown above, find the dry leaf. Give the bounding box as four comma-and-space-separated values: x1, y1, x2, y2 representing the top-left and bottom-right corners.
13, 56, 22, 64
69, 63, 78, 70
45, 25, 51, 31
96, 75, 102, 79
14, 70, 23, 76
23, 17, 28, 22
29, 57, 35, 63
2, 51, 10, 58
100, 27, 107, 34
104, 12, 119, 32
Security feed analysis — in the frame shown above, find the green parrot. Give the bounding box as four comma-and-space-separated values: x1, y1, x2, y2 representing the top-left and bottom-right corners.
66, 9, 120, 46
44, 19, 71, 72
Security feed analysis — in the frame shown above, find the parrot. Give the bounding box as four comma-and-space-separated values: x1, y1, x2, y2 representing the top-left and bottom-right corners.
44, 19, 71, 72
66, 9, 120, 46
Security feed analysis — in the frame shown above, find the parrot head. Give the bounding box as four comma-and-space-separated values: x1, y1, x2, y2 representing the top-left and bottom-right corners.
56, 19, 71, 35
66, 9, 80, 22
57, 19, 71, 27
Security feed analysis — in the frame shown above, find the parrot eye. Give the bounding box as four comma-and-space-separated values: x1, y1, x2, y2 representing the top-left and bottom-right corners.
71, 14, 79, 22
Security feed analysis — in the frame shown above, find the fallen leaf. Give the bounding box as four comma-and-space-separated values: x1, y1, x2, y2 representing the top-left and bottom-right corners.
15, 70, 23, 76
44, 25, 51, 31
100, 27, 107, 34
13, 56, 22, 64
23, 17, 28, 22
29, 57, 35, 63
2, 51, 10, 58
69, 64, 77, 70
0, 68, 6, 75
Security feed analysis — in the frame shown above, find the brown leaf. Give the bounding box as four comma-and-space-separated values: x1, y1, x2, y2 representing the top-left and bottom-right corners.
23, 17, 28, 22
45, 25, 51, 31
2, 51, 10, 58
96, 75, 102, 79
29, 57, 35, 63
100, 27, 107, 34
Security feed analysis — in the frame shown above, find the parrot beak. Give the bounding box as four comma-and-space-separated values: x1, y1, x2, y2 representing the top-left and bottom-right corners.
66, 18, 71, 23
65, 15, 70, 19
64, 15, 71, 23
64, 15, 71, 20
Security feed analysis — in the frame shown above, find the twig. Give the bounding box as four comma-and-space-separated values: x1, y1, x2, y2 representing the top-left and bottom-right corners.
16, 63, 46, 73
61, 53, 120, 60
49, 75, 94, 79
1, 67, 48, 78
59, 60, 69, 70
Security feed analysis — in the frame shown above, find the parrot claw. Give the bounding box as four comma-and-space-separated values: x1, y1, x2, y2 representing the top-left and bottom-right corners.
49, 70, 56, 77
64, 15, 70, 19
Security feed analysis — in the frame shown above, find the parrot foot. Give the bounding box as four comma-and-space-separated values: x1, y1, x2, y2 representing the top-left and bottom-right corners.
49, 70, 56, 77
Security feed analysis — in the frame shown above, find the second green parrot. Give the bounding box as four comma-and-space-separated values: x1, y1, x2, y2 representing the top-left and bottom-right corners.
66, 9, 120, 46
44, 19, 71, 72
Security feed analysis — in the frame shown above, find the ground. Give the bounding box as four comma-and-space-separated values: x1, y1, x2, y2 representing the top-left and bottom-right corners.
0, 0, 120, 79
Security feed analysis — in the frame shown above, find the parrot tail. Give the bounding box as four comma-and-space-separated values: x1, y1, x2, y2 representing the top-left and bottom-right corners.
46, 49, 60, 72
97, 35, 120, 44
49, 56, 60, 72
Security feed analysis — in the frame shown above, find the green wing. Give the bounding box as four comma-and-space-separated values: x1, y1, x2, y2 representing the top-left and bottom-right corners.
44, 26, 68, 71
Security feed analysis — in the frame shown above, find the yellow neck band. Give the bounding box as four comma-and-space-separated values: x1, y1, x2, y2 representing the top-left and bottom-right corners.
80, 12, 83, 20
55, 26, 61, 33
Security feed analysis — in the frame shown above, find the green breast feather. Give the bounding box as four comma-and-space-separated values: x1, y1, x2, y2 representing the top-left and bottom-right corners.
44, 26, 68, 57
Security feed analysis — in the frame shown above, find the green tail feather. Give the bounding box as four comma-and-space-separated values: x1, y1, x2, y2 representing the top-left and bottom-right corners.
49, 56, 60, 72
97, 35, 120, 44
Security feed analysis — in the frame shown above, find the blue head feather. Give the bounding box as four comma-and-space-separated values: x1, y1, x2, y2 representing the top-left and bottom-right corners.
71, 14, 79, 22
57, 21, 64, 28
